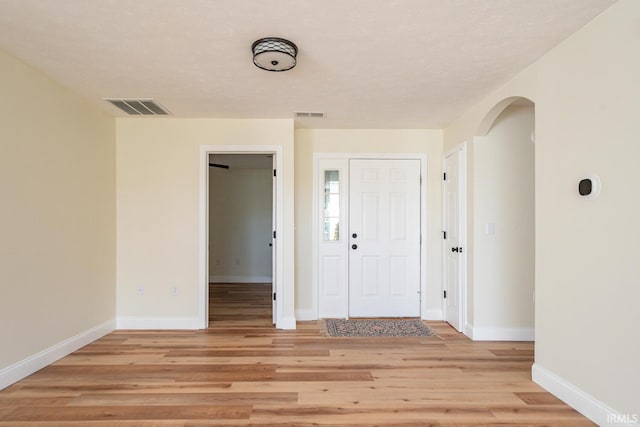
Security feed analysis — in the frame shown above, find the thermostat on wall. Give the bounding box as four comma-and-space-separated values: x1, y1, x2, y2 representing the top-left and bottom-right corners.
578, 174, 601, 199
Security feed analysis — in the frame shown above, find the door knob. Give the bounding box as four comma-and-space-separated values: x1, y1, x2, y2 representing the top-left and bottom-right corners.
352, 233, 358, 238
451, 247, 459, 253
352, 244, 358, 250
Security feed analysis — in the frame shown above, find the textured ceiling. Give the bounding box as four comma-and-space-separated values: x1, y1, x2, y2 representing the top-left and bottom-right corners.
0, 0, 616, 128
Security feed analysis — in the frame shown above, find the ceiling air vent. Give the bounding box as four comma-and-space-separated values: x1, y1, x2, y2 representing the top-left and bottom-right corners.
105, 99, 170, 115
295, 112, 324, 118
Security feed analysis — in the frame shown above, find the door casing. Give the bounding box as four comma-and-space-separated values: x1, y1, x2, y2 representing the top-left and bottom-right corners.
199, 145, 284, 329
312, 153, 428, 319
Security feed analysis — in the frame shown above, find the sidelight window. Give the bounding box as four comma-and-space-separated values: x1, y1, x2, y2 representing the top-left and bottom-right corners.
323, 170, 340, 241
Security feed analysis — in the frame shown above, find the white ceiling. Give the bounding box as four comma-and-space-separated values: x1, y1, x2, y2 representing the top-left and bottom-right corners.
0, 0, 616, 129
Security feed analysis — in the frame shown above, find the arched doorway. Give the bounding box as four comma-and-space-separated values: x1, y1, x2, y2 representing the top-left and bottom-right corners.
471, 97, 535, 340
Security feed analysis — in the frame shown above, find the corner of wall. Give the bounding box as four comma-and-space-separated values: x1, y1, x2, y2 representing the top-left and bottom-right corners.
0, 320, 115, 391
278, 316, 297, 330
466, 324, 534, 341
532, 364, 639, 427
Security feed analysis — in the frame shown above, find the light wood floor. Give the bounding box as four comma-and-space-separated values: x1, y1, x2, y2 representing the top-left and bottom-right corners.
0, 283, 594, 426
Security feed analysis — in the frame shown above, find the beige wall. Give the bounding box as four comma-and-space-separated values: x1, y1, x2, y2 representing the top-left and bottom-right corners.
3, 0, 637, 419
534, 0, 639, 416
445, 0, 639, 418
474, 104, 535, 332
0, 49, 115, 370
294, 129, 443, 317
209, 167, 272, 282
116, 118, 294, 326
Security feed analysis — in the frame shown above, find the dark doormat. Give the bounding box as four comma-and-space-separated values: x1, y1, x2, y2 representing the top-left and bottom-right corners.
324, 318, 435, 337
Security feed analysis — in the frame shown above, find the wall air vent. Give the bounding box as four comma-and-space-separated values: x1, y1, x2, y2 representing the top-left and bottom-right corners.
105, 99, 170, 115
295, 112, 324, 118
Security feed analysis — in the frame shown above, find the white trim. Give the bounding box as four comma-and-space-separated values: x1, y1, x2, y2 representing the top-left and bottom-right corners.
199, 145, 286, 329
311, 157, 318, 319
532, 364, 640, 427
464, 322, 474, 337
467, 324, 534, 341
279, 316, 297, 330
117, 317, 201, 329
312, 153, 428, 321
418, 155, 429, 321
209, 275, 272, 283
441, 142, 468, 334
0, 319, 115, 391
295, 309, 315, 321
423, 309, 443, 320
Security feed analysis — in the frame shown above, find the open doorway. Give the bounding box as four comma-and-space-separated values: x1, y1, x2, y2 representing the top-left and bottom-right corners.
208, 154, 274, 325
471, 97, 535, 340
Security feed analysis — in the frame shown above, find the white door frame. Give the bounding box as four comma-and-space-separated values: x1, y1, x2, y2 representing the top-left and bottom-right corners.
312, 152, 428, 319
441, 142, 467, 333
199, 145, 284, 329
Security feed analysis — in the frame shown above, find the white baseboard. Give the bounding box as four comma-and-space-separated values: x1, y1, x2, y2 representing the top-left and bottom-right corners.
209, 275, 272, 283
0, 319, 115, 391
117, 317, 201, 330
277, 316, 297, 330
295, 309, 316, 321
422, 309, 443, 320
467, 324, 534, 341
533, 364, 639, 427
464, 322, 474, 338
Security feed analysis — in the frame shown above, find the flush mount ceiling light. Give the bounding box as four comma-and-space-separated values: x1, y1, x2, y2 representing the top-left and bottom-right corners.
252, 37, 298, 72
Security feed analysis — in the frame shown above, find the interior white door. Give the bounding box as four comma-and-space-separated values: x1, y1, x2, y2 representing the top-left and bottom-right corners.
271, 156, 277, 324
349, 159, 421, 317
443, 150, 462, 331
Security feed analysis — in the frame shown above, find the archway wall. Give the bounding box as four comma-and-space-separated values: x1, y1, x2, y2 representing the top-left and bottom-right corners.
473, 102, 535, 334
443, 0, 639, 419
444, 66, 538, 335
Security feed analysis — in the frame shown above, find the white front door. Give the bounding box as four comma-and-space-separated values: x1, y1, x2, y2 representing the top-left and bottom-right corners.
348, 159, 421, 317
443, 149, 463, 331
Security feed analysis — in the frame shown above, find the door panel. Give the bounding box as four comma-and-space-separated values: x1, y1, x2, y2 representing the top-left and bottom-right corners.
321, 256, 341, 296
349, 159, 420, 317
361, 257, 380, 296
390, 193, 407, 240
389, 257, 407, 296
361, 193, 379, 239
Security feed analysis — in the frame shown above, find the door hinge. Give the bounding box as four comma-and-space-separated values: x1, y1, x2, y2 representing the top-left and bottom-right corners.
273, 169, 277, 177
444, 290, 447, 299
273, 230, 276, 239
273, 292, 276, 301
420, 175, 422, 185
443, 172, 447, 181
442, 230, 447, 240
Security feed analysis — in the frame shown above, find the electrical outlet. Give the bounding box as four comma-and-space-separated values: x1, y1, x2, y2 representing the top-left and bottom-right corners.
136, 286, 144, 295
171, 286, 178, 296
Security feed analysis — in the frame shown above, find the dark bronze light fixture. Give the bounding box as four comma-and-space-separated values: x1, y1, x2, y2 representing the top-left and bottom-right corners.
252, 37, 298, 72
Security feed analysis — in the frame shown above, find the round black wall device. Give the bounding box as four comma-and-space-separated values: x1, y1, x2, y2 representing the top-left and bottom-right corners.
578, 174, 601, 199
578, 179, 593, 196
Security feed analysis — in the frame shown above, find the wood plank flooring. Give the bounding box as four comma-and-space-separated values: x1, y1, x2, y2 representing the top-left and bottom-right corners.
0, 283, 594, 426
